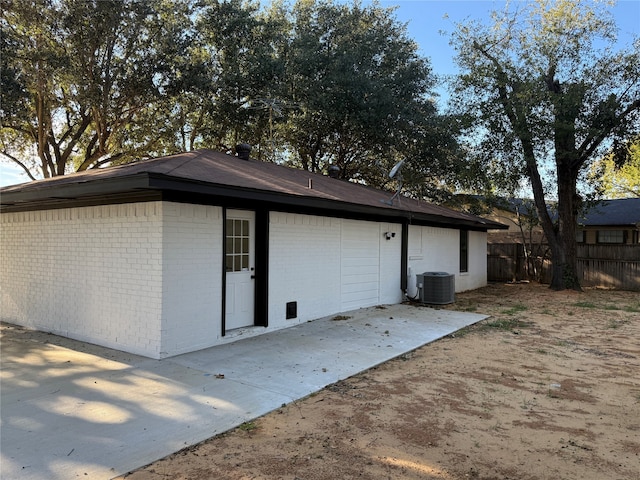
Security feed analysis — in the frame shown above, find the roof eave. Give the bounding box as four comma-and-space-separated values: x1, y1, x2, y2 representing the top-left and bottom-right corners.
0, 173, 152, 208
147, 174, 507, 231
1, 172, 508, 231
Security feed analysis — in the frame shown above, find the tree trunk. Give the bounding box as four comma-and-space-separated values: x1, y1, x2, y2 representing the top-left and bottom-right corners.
550, 167, 582, 291
548, 81, 583, 291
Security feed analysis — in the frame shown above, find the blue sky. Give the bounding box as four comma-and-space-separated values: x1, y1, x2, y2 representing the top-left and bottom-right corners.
1, 0, 638, 187
376, 0, 640, 97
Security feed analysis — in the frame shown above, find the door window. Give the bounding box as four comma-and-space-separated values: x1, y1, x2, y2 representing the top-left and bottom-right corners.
226, 219, 250, 272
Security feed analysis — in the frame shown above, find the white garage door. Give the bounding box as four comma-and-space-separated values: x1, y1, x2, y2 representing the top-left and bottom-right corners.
340, 220, 380, 311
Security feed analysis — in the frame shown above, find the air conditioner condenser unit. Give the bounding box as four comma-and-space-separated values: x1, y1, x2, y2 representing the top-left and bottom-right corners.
416, 272, 455, 304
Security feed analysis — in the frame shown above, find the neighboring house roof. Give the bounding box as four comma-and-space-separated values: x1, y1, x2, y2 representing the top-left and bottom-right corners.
0, 149, 506, 231
465, 195, 640, 228
578, 198, 640, 227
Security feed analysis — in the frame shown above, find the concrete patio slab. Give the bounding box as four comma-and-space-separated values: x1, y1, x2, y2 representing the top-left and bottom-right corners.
1, 304, 486, 480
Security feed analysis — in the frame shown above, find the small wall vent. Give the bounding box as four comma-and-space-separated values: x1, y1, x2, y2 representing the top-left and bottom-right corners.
286, 301, 297, 319
416, 272, 455, 304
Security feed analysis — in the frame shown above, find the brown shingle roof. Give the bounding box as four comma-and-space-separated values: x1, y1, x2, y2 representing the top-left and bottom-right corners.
0, 149, 506, 230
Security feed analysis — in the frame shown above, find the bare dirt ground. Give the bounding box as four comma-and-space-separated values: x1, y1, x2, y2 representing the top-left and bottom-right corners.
120, 283, 640, 480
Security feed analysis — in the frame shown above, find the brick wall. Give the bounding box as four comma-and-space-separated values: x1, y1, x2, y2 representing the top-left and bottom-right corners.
1, 202, 487, 358
268, 212, 342, 326
161, 203, 223, 357
406, 225, 487, 296
1, 203, 164, 357
458, 231, 488, 291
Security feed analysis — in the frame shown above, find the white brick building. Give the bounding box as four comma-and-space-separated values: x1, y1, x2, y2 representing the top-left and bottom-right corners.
1, 149, 505, 358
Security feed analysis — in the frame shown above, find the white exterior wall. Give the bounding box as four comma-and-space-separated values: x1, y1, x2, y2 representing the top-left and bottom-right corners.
0, 201, 225, 359
406, 225, 487, 296
268, 213, 342, 327
1, 201, 486, 358
458, 231, 487, 292
160, 203, 223, 358
1, 203, 164, 357
378, 223, 403, 305
268, 213, 403, 327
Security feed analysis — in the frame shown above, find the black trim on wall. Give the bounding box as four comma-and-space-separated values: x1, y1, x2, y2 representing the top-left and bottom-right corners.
221, 207, 227, 336
222, 207, 267, 331
254, 208, 269, 327
459, 229, 469, 273
401, 220, 409, 292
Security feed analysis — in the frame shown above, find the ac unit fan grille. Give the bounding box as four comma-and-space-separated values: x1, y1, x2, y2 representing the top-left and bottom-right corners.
417, 272, 455, 304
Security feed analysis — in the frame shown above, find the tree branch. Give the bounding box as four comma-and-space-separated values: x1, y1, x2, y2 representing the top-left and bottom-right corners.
545, 63, 561, 94
60, 112, 92, 162
472, 40, 558, 246
88, 152, 124, 169
0, 151, 37, 181
576, 97, 640, 168
471, 41, 519, 126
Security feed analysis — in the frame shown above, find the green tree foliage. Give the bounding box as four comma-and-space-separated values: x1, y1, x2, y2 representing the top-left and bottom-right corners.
189, 0, 289, 157
1, 0, 461, 199
0, 0, 194, 179
285, 0, 463, 196
450, 0, 640, 290
589, 137, 640, 198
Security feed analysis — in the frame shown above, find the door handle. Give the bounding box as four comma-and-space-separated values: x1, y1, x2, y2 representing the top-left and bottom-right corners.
251, 275, 255, 279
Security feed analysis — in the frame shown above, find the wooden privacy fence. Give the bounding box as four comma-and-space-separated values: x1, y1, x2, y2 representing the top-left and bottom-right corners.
577, 244, 640, 291
487, 243, 640, 291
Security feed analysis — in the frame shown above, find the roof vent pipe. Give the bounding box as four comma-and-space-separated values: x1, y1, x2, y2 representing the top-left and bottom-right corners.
236, 143, 251, 160
328, 165, 340, 178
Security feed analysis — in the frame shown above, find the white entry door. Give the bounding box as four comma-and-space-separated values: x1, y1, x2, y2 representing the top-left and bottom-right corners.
225, 210, 255, 331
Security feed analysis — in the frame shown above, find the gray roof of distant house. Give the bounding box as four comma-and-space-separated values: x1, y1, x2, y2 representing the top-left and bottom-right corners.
474, 195, 640, 228
0, 149, 506, 231
579, 198, 640, 226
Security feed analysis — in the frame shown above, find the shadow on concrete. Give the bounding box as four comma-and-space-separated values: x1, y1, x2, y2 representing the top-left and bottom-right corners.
1, 304, 486, 480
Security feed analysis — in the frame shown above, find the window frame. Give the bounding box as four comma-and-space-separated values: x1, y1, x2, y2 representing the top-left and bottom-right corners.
225, 218, 251, 272
596, 229, 625, 244
459, 229, 469, 273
